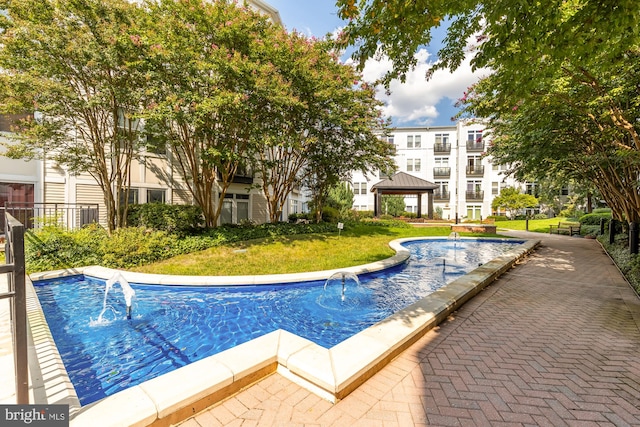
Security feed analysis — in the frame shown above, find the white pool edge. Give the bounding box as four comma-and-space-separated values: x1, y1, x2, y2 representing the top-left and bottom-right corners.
26, 237, 540, 427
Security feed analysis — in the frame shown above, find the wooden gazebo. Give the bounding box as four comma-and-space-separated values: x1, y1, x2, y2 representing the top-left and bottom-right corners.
370, 172, 438, 219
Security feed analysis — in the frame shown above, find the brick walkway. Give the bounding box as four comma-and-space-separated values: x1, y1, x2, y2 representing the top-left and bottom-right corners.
180, 232, 640, 427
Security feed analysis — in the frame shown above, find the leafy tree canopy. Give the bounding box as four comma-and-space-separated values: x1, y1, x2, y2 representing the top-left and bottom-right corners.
336, 0, 640, 94
491, 187, 538, 218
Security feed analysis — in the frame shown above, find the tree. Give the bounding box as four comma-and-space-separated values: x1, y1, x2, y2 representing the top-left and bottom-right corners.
253, 33, 395, 224
380, 195, 405, 217
0, 0, 148, 232
336, 0, 639, 94
326, 182, 354, 218
139, 0, 288, 227
491, 187, 538, 218
461, 49, 640, 225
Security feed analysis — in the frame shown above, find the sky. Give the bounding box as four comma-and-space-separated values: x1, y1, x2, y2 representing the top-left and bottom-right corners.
266, 0, 488, 127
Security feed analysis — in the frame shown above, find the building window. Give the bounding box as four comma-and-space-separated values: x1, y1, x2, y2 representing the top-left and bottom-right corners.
290, 199, 299, 214
436, 181, 449, 193
467, 180, 482, 193
221, 193, 250, 224
407, 159, 421, 172
147, 189, 166, 203
561, 186, 569, 196
145, 133, 167, 156
387, 135, 395, 144
435, 133, 449, 144
468, 155, 482, 167
466, 205, 482, 219
407, 134, 421, 148
525, 183, 539, 197
119, 188, 139, 205
467, 130, 482, 143
434, 157, 449, 166
492, 182, 499, 195
353, 182, 368, 195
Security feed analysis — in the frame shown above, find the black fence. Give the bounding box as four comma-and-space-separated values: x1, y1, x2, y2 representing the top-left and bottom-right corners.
1, 202, 99, 232
0, 213, 28, 403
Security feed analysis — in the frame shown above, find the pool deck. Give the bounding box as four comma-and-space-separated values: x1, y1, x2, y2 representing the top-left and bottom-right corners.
2, 232, 640, 426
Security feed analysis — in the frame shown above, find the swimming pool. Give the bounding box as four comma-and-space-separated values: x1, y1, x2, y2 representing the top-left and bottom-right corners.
33, 238, 523, 405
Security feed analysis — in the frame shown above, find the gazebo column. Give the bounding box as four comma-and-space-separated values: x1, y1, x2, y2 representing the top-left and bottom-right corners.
417, 193, 422, 218
374, 191, 380, 217
427, 191, 434, 219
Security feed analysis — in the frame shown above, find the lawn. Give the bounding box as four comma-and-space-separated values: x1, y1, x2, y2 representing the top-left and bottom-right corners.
492, 217, 567, 233
131, 224, 467, 276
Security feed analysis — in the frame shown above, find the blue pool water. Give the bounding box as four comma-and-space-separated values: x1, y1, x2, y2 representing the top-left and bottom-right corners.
33, 239, 522, 405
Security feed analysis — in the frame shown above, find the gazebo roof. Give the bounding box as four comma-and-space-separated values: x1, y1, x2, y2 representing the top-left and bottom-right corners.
370, 172, 438, 193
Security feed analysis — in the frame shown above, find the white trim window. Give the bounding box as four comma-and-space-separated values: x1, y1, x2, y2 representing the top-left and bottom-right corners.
407, 134, 422, 148
221, 193, 250, 224
353, 182, 368, 195
407, 158, 421, 172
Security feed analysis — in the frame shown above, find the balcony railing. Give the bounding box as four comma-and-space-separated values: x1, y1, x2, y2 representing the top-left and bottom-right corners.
466, 190, 484, 201
433, 143, 451, 154
1, 203, 100, 232
466, 165, 485, 176
466, 141, 484, 152
433, 190, 450, 201
433, 167, 451, 178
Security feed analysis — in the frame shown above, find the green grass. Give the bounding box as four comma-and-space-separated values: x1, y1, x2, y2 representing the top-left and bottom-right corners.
492, 217, 567, 233
131, 224, 461, 276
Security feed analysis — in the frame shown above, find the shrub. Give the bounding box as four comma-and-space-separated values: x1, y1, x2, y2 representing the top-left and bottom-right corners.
532, 213, 548, 220
592, 208, 612, 214
356, 210, 375, 219
579, 212, 612, 225
25, 223, 108, 272
487, 215, 509, 222
580, 224, 600, 237
400, 211, 417, 219
321, 206, 340, 223
100, 227, 176, 269
598, 235, 640, 294
127, 203, 203, 235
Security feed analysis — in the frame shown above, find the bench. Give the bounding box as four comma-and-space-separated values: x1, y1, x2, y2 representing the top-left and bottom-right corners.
549, 222, 581, 236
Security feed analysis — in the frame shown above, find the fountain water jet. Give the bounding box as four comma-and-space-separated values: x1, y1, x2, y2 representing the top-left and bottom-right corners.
317, 272, 368, 311
97, 272, 136, 322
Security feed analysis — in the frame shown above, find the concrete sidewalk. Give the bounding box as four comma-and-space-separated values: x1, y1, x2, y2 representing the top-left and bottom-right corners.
179, 232, 640, 426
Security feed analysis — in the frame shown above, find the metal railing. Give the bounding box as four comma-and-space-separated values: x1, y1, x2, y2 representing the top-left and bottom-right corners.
433, 167, 451, 178
433, 190, 450, 200
1, 213, 28, 403
466, 141, 485, 152
433, 142, 451, 154
466, 165, 485, 176
466, 190, 485, 201
1, 202, 99, 232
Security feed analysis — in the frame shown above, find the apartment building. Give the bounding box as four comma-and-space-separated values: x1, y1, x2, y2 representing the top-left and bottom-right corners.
351, 122, 523, 221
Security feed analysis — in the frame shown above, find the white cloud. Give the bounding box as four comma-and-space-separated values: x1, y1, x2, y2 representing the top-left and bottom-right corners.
355, 48, 490, 126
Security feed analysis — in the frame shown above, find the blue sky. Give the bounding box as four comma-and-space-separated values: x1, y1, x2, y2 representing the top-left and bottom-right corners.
266, 1, 488, 127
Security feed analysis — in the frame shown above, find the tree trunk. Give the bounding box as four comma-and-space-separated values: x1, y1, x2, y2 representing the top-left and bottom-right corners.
629, 221, 639, 255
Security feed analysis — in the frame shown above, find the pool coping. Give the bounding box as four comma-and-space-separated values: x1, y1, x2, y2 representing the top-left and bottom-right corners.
26, 237, 539, 427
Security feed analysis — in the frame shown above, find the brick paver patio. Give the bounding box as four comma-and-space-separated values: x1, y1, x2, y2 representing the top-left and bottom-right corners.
178, 232, 640, 426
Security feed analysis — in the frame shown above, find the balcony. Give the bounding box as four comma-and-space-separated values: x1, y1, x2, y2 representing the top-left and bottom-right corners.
466, 141, 484, 152
466, 165, 485, 176
465, 190, 484, 201
433, 142, 451, 154
433, 167, 451, 178
433, 190, 450, 201
218, 167, 254, 184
